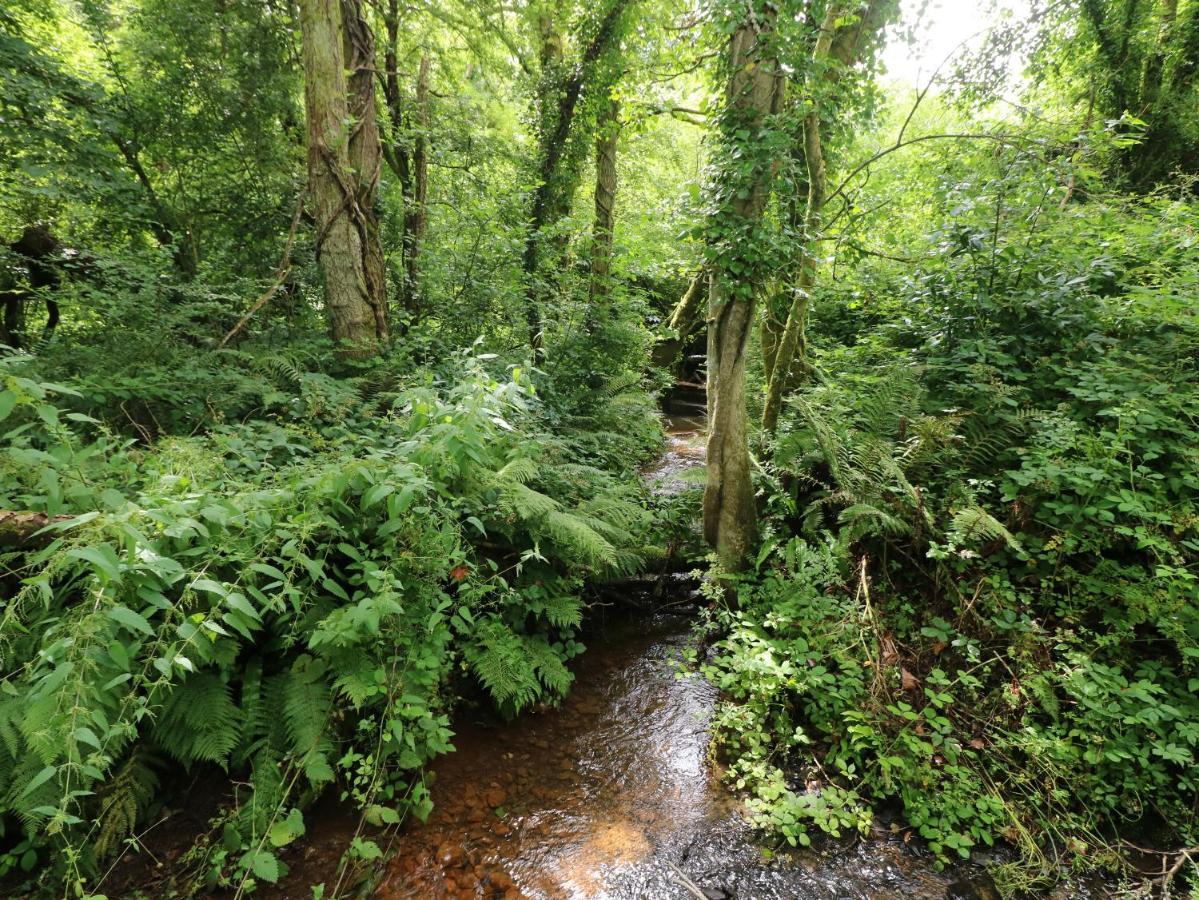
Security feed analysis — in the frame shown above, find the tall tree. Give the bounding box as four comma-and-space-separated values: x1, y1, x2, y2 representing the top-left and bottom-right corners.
520, 0, 632, 358
298, 0, 389, 354
762, 0, 894, 433
702, 1, 785, 572
379, 0, 431, 323
588, 96, 620, 306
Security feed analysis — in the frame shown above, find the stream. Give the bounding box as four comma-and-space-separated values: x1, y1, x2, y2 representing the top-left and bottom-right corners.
361, 415, 988, 900
263, 413, 1019, 899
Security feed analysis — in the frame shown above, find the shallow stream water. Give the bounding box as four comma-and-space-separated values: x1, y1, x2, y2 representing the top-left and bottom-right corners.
251, 413, 1022, 899
357, 415, 975, 899
368, 612, 969, 900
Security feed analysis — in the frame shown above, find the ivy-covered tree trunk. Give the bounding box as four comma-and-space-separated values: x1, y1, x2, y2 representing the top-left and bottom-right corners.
299, 0, 388, 355
520, 0, 630, 358
342, 0, 388, 340
763, 0, 894, 434
703, 5, 784, 572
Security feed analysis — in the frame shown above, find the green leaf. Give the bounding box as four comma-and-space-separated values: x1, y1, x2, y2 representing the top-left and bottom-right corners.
189, 578, 229, 597
250, 849, 280, 883
67, 544, 122, 582
109, 606, 153, 636
19, 765, 57, 799
362, 483, 394, 509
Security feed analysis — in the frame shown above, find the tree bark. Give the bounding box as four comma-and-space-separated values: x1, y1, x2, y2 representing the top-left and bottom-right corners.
651, 271, 705, 369
342, 0, 389, 341
0, 511, 72, 549
402, 54, 430, 319
703, 8, 784, 573
299, 0, 388, 355
588, 97, 620, 307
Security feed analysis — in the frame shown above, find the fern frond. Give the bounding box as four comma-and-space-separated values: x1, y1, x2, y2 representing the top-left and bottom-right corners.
949, 505, 1023, 552
471, 622, 541, 709
524, 637, 573, 699
544, 509, 617, 568
154, 674, 241, 767
93, 751, 159, 859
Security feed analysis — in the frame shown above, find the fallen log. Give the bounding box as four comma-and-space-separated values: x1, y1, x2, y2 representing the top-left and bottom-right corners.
0, 510, 72, 549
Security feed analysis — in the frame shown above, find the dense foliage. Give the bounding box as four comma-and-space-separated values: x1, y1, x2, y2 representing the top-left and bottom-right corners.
703, 104, 1199, 891
2, 0, 1198, 896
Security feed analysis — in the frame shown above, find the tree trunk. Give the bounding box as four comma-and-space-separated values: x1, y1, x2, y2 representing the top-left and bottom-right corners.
588, 98, 620, 308
521, 0, 630, 359
299, 0, 388, 355
111, 135, 199, 279
763, 0, 893, 434
342, 0, 389, 340
703, 8, 784, 573
402, 54, 430, 319
762, 104, 825, 434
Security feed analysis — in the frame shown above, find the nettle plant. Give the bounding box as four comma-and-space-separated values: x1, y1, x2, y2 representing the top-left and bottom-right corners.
0, 354, 652, 897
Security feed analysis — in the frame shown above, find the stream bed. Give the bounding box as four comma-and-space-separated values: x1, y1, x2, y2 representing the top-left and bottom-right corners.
355, 416, 981, 899
367, 612, 973, 900
257, 414, 1019, 899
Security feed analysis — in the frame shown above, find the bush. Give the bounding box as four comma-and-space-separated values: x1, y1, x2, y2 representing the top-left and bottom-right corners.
706, 183, 1199, 888
0, 352, 656, 896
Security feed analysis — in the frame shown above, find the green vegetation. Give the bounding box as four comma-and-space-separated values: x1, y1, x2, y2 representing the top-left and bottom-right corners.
1, 0, 1197, 896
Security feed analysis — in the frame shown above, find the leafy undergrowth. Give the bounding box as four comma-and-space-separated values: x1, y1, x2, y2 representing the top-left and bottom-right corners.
702, 188, 1199, 893
0, 350, 662, 898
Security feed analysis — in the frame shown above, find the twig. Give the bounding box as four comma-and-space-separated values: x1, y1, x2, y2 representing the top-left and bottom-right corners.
217, 192, 305, 348
665, 860, 710, 900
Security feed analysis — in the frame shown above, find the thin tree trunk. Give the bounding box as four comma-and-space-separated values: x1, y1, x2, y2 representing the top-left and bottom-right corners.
299, 0, 388, 355
588, 98, 620, 308
402, 54, 430, 319
763, 0, 893, 434
762, 103, 825, 434
703, 8, 784, 573
651, 271, 705, 368
111, 135, 199, 279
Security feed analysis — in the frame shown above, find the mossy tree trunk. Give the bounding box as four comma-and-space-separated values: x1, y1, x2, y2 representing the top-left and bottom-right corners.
588, 97, 620, 309
299, 0, 388, 356
762, 0, 894, 434
703, 5, 784, 573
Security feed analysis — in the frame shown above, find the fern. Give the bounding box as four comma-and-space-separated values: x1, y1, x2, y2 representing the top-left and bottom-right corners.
471, 621, 541, 709
525, 637, 573, 699
153, 674, 241, 767
948, 505, 1023, 552
544, 509, 617, 568
281, 662, 334, 786
93, 751, 159, 860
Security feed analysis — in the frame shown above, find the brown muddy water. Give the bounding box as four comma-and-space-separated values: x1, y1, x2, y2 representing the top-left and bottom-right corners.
366, 612, 972, 900
362, 416, 967, 900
